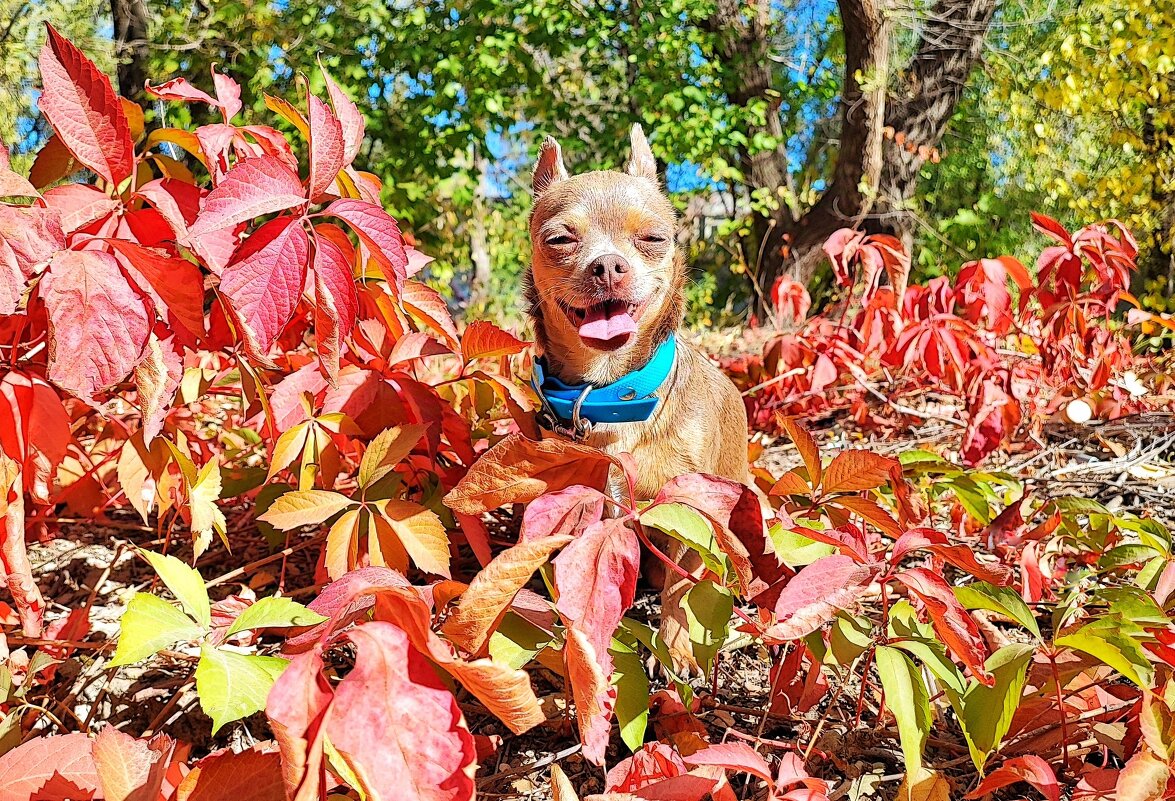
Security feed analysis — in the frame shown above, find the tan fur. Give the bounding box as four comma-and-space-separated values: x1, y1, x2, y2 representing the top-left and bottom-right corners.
526, 127, 749, 669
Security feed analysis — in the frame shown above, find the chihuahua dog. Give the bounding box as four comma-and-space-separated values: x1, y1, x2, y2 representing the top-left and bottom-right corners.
525, 124, 749, 668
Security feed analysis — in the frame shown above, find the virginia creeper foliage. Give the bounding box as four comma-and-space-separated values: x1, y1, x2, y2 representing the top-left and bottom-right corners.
0, 26, 1173, 801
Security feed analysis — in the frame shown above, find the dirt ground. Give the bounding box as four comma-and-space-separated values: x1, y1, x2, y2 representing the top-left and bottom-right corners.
21, 411, 1175, 799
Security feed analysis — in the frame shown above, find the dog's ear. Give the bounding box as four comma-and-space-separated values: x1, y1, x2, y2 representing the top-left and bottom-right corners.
533, 136, 568, 196
625, 123, 657, 180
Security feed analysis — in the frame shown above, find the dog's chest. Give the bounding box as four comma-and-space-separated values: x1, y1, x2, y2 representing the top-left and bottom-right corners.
584, 416, 702, 500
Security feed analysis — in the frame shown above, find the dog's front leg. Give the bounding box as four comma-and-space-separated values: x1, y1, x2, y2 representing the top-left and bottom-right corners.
657, 540, 704, 676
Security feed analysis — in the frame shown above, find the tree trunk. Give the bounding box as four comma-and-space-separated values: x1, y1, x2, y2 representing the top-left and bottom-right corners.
776, 0, 893, 288
713, 0, 998, 308
467, 153, 493, 309
110, 0, 150, 102
877, 0, 1000, 251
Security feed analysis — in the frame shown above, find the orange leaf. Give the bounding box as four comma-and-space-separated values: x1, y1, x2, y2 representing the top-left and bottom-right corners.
442, 534, 574, 655
444, 434, 616, 516
780, 417, 822, 487
461, 320, 528, 362
821, 450, 899, 495
175, 743, 285, 801
92, 727, 173, 801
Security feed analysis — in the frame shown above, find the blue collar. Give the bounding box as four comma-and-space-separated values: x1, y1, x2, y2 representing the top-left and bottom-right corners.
532, 334, 677, 428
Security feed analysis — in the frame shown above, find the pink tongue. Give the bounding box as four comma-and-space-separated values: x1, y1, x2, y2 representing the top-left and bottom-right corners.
578, 303, 637, 341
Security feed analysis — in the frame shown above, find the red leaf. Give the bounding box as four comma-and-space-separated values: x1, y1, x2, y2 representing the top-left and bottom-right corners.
103, 239, 206, 337
554, 518, 640, 661
322, 199, 408, 292
520, 485, 608, 542
767, 554, 874, 640
372, 589, 546, 735
91, 727, 174, 801
564, 625, 618, 767
40, 250, 153, 402
820, 450, 898, 495
965, 755, 1059, 801
1030, 212, 1073, 246
891, 528, 1012, 586
176, 743, 284, 801
894, 567, 992, 685
0, 372, 71, 501
386, 332, 450, 367
145, 76, 219, 106
320, 62, 366, 165
219, 215, 310, 357
310, 224, 358, 381
188, 156, 306, 238
308, 94, 344, 201
0, 733, 100, 801
683, 742, 774, 782
42, 184, 119, 234
37, 24, 133, 186
461, 320, 528, 361
266, 647, 333, 801
402, 279, 460, 352
607, 742, 690, 793
0, 204, 64, 314
283, 567, 413, 653
328, 622, 477, 801
654, 473, 782, 591
211, 66, 242, 121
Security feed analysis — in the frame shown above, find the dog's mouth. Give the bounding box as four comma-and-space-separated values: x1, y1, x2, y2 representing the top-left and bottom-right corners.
559, 297, 648, 350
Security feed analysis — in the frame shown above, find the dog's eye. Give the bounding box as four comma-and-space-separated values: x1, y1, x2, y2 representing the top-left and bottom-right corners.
545, 234, 577, 247
638, 233, 669, 245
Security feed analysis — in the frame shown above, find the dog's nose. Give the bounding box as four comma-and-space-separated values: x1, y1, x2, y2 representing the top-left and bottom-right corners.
588, 254, 631, 289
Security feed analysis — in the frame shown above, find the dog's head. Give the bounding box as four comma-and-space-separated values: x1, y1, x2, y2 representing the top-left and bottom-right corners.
526, 125, 685, 382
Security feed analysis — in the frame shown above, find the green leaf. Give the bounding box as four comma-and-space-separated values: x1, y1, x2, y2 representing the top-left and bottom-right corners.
137, 549, 211, 629
1099, 544, 1162, 571
195, 644, 288, 734
640, 503, 725, 577
875, 646, 931, 777
488, 612, 554, 670
621, 619, 692, 707
111, 593, 205, 667
890, 637, 967, 695
954, 581, 1042, 640
1099, 587, 1169, 626
946, 643, 1034, 771
358, 424, 427, 489
826, 613, 873, 667
610, 635, 650, 752
683, 580, 733, 674
225, 596, 328, 637
770, 523, 836, 568
1057, 617, 1154, 688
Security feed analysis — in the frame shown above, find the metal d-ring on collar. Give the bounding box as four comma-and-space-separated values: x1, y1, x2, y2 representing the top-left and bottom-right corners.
535, 384, 594, 440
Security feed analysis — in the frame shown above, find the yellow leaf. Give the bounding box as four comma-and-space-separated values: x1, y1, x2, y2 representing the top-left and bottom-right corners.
258, 490, 352, 531
374, 499, 451, 578
325, 508, 362, 580
897, 768, 951, 801
190, 458, 227, 558
267, 422, 310, 480
358, 424, 428, 490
